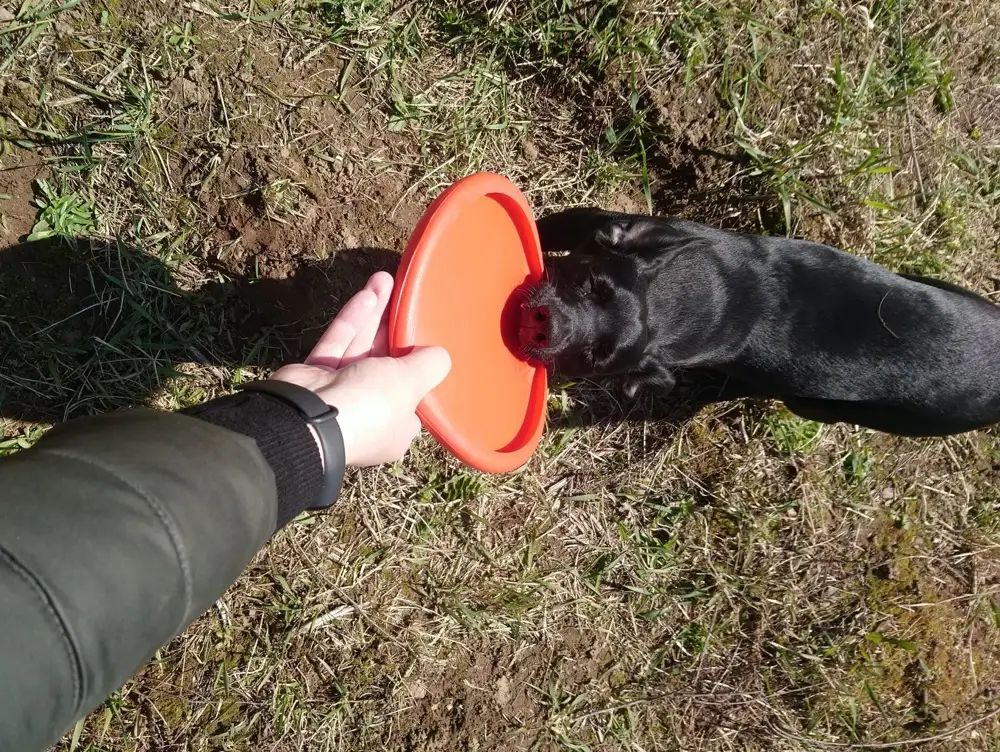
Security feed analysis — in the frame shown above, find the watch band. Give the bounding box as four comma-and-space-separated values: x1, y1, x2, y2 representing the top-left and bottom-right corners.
237, 380, 345, 510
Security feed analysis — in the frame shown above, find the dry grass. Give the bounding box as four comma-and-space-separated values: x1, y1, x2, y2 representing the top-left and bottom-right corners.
3, 0, 1000, 750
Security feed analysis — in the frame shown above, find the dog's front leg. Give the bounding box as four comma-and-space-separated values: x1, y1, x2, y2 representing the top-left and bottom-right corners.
623, 362, 676, 399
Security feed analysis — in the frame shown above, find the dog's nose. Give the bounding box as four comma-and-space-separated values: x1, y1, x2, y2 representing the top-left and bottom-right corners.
519, 305, 550, 349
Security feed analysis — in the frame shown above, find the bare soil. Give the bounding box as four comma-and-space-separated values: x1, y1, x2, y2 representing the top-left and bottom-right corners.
0, 147, 46, 243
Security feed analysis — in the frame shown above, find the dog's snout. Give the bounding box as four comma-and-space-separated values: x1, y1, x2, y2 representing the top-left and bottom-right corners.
519, 305, 551, 349
528, 306, 549, 325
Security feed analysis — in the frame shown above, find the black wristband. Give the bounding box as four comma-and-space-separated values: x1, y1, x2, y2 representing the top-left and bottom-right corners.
238, 380, 346, 510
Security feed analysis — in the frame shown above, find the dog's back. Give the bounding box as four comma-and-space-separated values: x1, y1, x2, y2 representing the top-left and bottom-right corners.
536, 207, 1000, 436
712, 233, 1000, 434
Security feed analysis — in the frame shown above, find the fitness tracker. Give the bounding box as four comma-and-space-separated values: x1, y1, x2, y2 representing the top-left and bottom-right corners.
238, 380, 345, 509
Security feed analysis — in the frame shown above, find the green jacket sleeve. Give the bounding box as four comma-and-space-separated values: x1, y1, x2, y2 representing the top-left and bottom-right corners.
0, 410, 278, 751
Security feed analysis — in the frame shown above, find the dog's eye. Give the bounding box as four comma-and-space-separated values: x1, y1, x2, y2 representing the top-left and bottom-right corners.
592, 338, 614, 362
590, 278, 613, 304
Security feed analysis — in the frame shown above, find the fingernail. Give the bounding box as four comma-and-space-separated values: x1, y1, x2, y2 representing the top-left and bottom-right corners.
360, 291, 377, 308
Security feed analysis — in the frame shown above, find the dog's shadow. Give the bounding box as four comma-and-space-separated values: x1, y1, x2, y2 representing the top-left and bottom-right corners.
549, 371, 751, 431
0, 238, 399, 423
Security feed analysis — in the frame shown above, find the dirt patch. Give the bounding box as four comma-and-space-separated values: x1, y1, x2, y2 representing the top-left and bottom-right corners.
230, 246, 401, 359
206, 146, 420, 276
160, 28, 426, 280
0, 147, 46, 244
858, 517, 1000, 732
396, 643, 548, 750
153, 31, 438, 353
197, 144, 424, 356
395, 630, 616, 751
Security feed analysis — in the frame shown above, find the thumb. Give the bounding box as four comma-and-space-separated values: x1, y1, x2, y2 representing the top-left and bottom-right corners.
396, 346, 451, 402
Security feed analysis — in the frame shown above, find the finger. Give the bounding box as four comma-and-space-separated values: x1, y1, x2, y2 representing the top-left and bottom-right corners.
366, 270, 395, 297
305, 287, 379, 369
340, 272, 394, 365
369, 306, 391, 358
405, 412, 422, 440
396, 346, 452, 404
392, 414, 423, 463
366, 271, 395, 357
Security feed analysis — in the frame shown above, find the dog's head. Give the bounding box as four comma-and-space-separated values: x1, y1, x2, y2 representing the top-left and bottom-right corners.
519, 247, 648, 378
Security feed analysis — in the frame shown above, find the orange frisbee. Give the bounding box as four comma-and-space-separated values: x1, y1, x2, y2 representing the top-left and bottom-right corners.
389, 173, 547, 473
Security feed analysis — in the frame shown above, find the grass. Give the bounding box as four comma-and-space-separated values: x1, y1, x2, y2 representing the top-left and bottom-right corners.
767, 409, 824, 454
2, 0, 1000, 750
27, 178, 94, 240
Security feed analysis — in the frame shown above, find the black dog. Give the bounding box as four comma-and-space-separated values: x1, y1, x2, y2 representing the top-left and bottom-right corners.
520, 208, 1000, 436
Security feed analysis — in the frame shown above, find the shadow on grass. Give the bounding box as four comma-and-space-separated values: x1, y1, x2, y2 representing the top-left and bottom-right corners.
0, 237, 399, 423
0, 237, 750, 432
549, 369, 761, 432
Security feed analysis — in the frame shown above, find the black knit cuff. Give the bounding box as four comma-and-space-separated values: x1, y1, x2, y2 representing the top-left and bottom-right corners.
183, 392, 323, 531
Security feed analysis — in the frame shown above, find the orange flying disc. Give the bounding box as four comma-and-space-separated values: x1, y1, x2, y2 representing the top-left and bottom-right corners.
389, 173, 547, 473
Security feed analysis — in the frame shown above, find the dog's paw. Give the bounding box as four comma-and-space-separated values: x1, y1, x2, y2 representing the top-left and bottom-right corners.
623, 378, 643, 399
623, 366, 676, 399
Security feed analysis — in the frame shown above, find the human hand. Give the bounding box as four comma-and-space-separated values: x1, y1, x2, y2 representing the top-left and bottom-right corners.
273, 272, 450, 466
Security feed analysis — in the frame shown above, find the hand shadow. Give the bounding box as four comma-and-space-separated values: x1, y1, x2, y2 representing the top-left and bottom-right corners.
0, 237, 399, 423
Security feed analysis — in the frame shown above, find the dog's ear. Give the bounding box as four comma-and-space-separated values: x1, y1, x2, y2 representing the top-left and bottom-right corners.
537, 208, 630, 254
595, 217, 671, 257
538, 208, 680, 257
595, 221, 630, 249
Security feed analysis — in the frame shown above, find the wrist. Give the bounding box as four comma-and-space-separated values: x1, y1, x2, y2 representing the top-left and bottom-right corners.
238, 380, 346, 508
182, 392, 323, 531
315, 389, 357, 466
307, 424, 324, 472
271, 366, 358, 467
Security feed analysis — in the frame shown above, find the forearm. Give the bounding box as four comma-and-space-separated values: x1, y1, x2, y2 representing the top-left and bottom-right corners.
0, 395, 325, 750
183, 390, 326, 528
